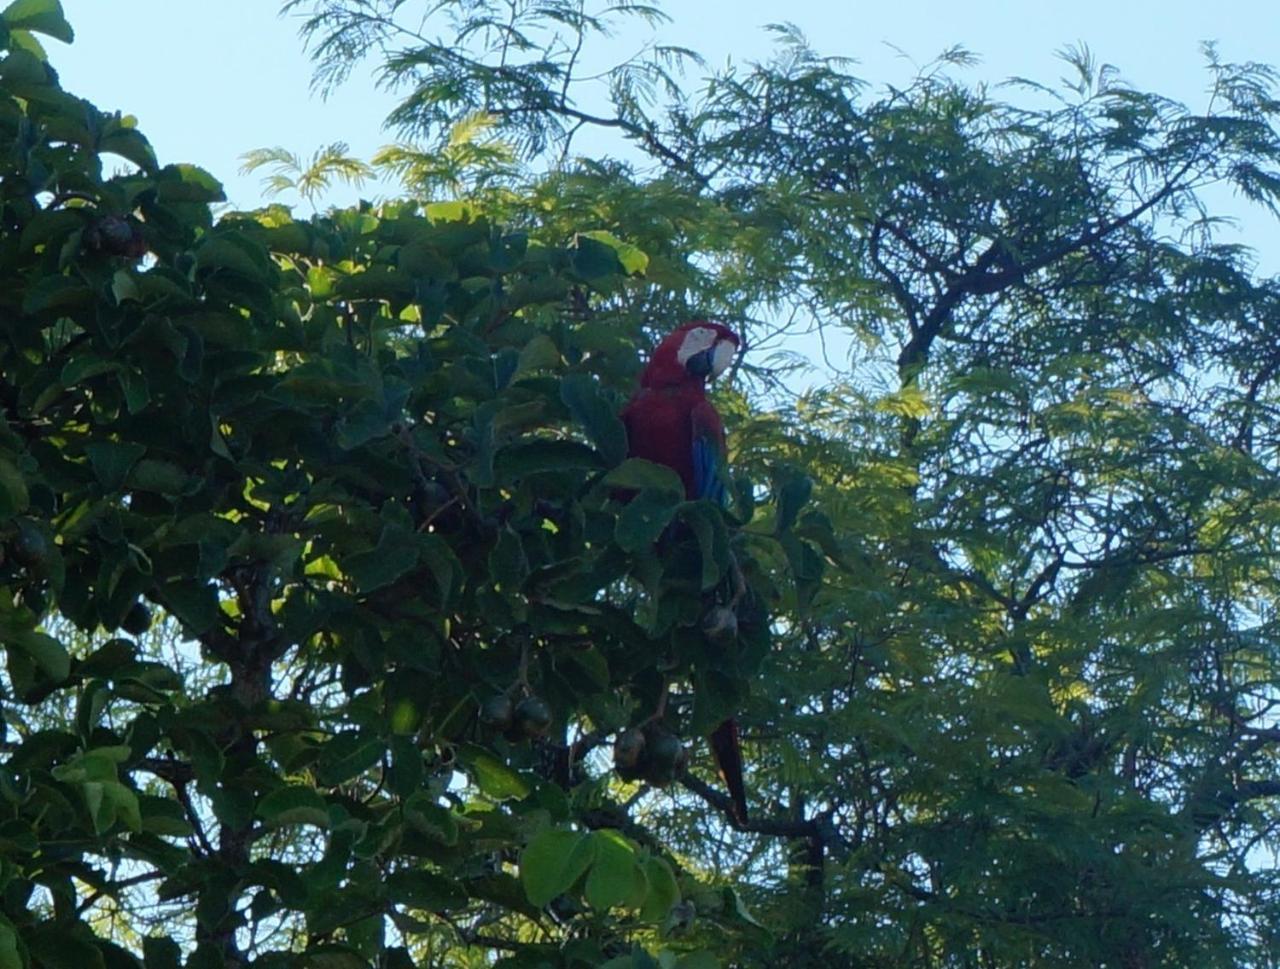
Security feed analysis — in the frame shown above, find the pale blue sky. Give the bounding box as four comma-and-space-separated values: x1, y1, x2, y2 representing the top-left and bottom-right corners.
53, 1, 1280, 268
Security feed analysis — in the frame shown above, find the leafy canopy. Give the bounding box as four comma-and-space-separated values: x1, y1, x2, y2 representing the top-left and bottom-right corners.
2, 0, 1280, 967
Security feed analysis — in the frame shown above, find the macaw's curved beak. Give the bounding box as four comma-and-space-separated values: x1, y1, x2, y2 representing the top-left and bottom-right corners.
685, 348, 714, 378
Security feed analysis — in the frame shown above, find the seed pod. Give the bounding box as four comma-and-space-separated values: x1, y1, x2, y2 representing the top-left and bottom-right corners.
9, 519, 50, 570
121, 601, 152, 636
613, 728, 647, 780
701, 605, 738, 646
479, 693, 515, 731
644, 730, 687, 787
514, 696, 553, 738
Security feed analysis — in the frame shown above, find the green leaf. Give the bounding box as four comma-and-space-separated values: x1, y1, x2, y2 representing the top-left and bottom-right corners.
560, 373, 627, 466
403, 793, 460, 845
494, 439, 603, 481
127, 458, 191, 495
143, 937, 181, 969
1, 0, 72, 43
0, 456, 29, 519
424, 200, 474, 223
111, 268, 139, 304
516, 334, 562, 376
257, 785, 330, 829
580, 230, 649, 275
85, 441, 146, 491
461, 746, 532, 801
679, 502, 730, 590
386, 869, 467, 912
615, 489, 681, 552
604, 459, 685, 497
139, 794, 194, 837
520, 828, 594, 907
344, 526, 419, 594
774, 470, 813, 533
489, 525, 529, 592
156, 163, 225, 203
195, 236, 270, 281
316, 733, 384, 786
0, 925, 18, 969
639, 857, 680, 922
21, 274, 91, 314
156, 580, 220, 635
570, 235, 625, 279
585, 829, 639, 910
9, 630, 70, 680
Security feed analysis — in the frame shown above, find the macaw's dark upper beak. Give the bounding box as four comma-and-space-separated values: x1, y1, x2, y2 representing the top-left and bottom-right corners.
685, 348, 714, 377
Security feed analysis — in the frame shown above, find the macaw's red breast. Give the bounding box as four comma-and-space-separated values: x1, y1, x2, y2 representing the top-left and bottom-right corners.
621, 383, 712, 499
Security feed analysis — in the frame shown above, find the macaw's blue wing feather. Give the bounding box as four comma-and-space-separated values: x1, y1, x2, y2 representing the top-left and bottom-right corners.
692, 433, 726, 504
690, 399, 728, 505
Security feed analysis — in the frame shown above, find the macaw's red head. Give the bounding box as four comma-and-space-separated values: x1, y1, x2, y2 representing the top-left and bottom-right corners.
640, 320, 740, 389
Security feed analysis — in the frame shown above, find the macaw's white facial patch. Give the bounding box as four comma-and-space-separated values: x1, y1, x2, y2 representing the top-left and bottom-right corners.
710, 339, 736, 378
676, 326, 718, 366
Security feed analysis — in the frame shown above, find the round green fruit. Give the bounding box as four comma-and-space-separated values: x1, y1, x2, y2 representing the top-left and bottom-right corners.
479, 693, 515, 731
121, 601, 152, 635
9, 519, 50, 570
644, 731, 687, 786
701, 605, 738, 646
613, 728, 647, 776
514, 696, 553, 738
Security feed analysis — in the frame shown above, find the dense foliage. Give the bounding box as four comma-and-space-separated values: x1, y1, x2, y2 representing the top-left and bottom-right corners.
4, 0, 1280, 966
0, 3, 813, 968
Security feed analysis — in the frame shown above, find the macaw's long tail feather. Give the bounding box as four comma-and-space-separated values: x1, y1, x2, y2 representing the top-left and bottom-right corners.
709, 718, 748, 823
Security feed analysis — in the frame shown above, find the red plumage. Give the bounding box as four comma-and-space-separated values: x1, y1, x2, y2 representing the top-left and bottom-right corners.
621, 321, 749, 823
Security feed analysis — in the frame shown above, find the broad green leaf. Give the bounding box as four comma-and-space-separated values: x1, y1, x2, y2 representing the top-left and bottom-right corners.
386, 869, 467, 912
615, 489, 681, 552
139, 794, 194, 837
403, 793, 460, 845
520, 828, 594, 907
604, 459, 685, 496
462, 746, 532, 801
560, 373, 627, 466
424, 200, 474, 223
489, 525, 529, 592
344, 525, 419, 594
21, 274, 91, 314
640, 857, 681, 922
195, 236, 270, 281
585, 829, 639, 910
0, 456, 28, 519
301, 946, 369, 969
0, 923, 21, 969
157, 580, 220, 635
581, 230, 650, 275
569, 234, 624, 279
1, 0, 72, 43
316, 733, 384, 786
679, 502, 730, 590
494, 439, 603, 480
516, 334, 562, 376
9, 630, 69, 680
143, 937, 181, 969
774, 469, 814, 533
127, 458, 191, 495
155, 163, 225, 203
257, 785, 329, 829
85, 441, 146, 491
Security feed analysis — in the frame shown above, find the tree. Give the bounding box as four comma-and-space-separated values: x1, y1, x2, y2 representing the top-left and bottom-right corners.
281, 2, 1280, 966
1, 5, 807, 968
5, 1, 1280, 967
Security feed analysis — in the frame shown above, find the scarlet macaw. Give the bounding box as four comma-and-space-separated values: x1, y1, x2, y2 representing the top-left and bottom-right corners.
621, 320, 748, 822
